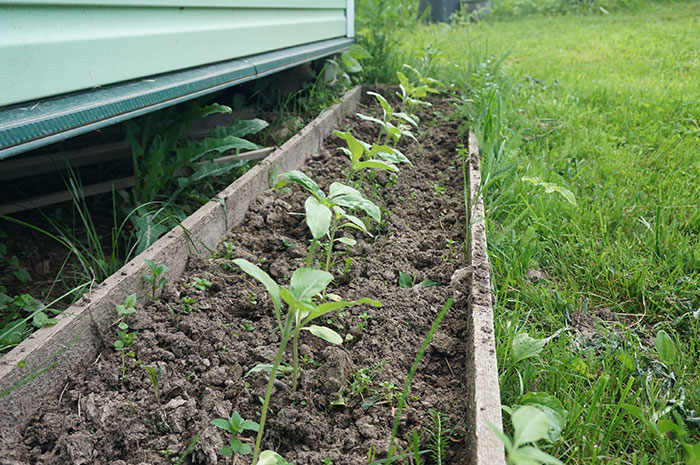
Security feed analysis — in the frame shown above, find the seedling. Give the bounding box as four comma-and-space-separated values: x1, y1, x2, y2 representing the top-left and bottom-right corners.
181, 296, 195, 314
141, 363, 163, 403
333, 130, 411, 187
278, 170, 381, 271
189, 277, 212, 291
240, 320, 255, 332
232, 258, 381, 464
222, 241, 236, 260
211, 411, 260, 457
144, 259, 168, 299
357, 91, 420, 148
114, 293, 137, 384
395, 65, 443, 116
358, 311, 372, 332
427, 410, 453, 465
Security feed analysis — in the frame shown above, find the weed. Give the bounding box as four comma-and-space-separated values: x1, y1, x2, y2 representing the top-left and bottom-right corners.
427, 410, 452, 465
188, 277, 212, 291
222, 241, 236, 260
358, 311, 372, 332
181, 296, 195, 315
211, 411, 259, 457
240, 320, 255, 332
114, 294, 137, 384
140, 363, 163, 403
388, 298, 454, 457
144, 259, 168, 299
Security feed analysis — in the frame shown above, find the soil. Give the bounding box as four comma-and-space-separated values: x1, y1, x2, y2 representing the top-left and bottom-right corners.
1, 95, 473, 464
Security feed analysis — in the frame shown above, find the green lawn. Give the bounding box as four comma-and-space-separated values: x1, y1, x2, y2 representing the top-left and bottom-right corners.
398, 2, 700, 463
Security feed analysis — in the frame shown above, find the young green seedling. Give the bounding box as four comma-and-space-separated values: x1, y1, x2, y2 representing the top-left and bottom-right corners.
357, 91, 420, 148
144, 259, 168, 299
114, 293, 137, 384
395, 64, 443, 116
279, 170, 381, 271
211, 411, 260, 457
232, 259, 381, 464
189, 276, 212, 291
333, 130, 411, 189
140, 363, 163, 403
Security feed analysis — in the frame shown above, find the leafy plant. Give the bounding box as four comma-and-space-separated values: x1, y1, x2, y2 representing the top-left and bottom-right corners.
357, 91, 420, 147
189, 277, 212, 291
333, 130, 411, 187
231, 258, 381, 464
211, 411, 260, 457
114, 293, 137, 383
181, 296, 195, 315
278, 170, 381, 271
427, 410, 452, 465
140, 363, 163, 403
489, 405, 564, 465
144, 259, 168, 299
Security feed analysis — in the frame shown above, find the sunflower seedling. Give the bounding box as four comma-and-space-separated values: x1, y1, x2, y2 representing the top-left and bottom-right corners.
232, 258, 381, 464
144, 259, 168, 299
357, 91, 420, 148
279, 170, 381, 271
212, 411, 259, 457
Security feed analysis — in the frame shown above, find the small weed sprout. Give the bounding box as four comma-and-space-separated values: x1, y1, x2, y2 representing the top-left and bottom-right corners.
140, 363, 163, 403
427, 409, 452, 465
279, 170, 382, 271
211, 411, 260, 457
114, 293, 137, 384
181, 296, 195, 314
232, 258, 381, 464
358, 311, 372, 332
189, 277, 212, 291
222, 241, 236, 260
144, 259, 168, 299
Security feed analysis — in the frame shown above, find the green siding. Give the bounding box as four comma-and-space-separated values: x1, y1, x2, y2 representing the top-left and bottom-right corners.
0, 2, 349, 106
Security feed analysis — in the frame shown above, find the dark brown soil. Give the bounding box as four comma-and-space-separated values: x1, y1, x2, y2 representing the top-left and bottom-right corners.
3, 95, 472, 465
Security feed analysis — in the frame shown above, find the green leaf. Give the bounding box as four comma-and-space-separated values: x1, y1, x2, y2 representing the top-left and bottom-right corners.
134, 211, 169, 255
280, 170, 324, 201
486, 421, 513, 452
369, 145, 411, 165
213, 118, 268, 138
512, 405, 551, 447
32, 311, 57, 328
336, 237, 357, 246
305, 197, 332, 240
233, 440, 252, 455
521, 176, 577, 206
211, 418, 232, 432
512, 332, 547, 364
334, 130, 365, 163
399, 272, 413, 289
232, 259, 281, 314
328, 182, 362, 199
419, 279, 440, 287
341, 50, 362, 73
332, 194, 381, 222
366, 91, 393, 117
348, 43, 372, 60
684, 441, 700, 465
519, 393, 567, 442
356, 113, 387, 128
240, 420, 260, 432
13, 268, 30, 283
511, 446, 565, 465
289, 268, 333, 302
258, 450, 286, 465
340, 213, 369, 234
303, 325, 343, 344
655, 329, 677, 365
354, 160, 398, 172
310, 298, 382, 321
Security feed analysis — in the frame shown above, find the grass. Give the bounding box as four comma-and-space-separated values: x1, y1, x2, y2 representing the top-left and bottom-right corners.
385, 1, 700, 462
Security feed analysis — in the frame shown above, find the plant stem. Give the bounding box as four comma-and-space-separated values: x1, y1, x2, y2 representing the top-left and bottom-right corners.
292, 327, 300, 391
324, 214, 340, 272
252, 315, 293, 465
306, 239, 318, 267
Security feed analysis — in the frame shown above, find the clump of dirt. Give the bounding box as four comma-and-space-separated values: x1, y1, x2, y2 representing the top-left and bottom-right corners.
4, 95, 473, 464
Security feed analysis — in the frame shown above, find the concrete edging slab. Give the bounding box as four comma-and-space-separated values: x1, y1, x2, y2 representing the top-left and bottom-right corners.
0, 86, 363, 427
464, 129, 506, 465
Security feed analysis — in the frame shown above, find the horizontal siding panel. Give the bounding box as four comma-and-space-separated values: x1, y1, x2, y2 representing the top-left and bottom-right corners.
1, 0, 345, 7
0, 5, 348, 106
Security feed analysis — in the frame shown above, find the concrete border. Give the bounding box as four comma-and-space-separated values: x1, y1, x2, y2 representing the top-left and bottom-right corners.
464, 129, 506, 465
0, 85, 363, 427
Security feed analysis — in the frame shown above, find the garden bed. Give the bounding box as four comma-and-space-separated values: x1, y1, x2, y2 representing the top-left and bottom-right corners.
0, 87, 503, 465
